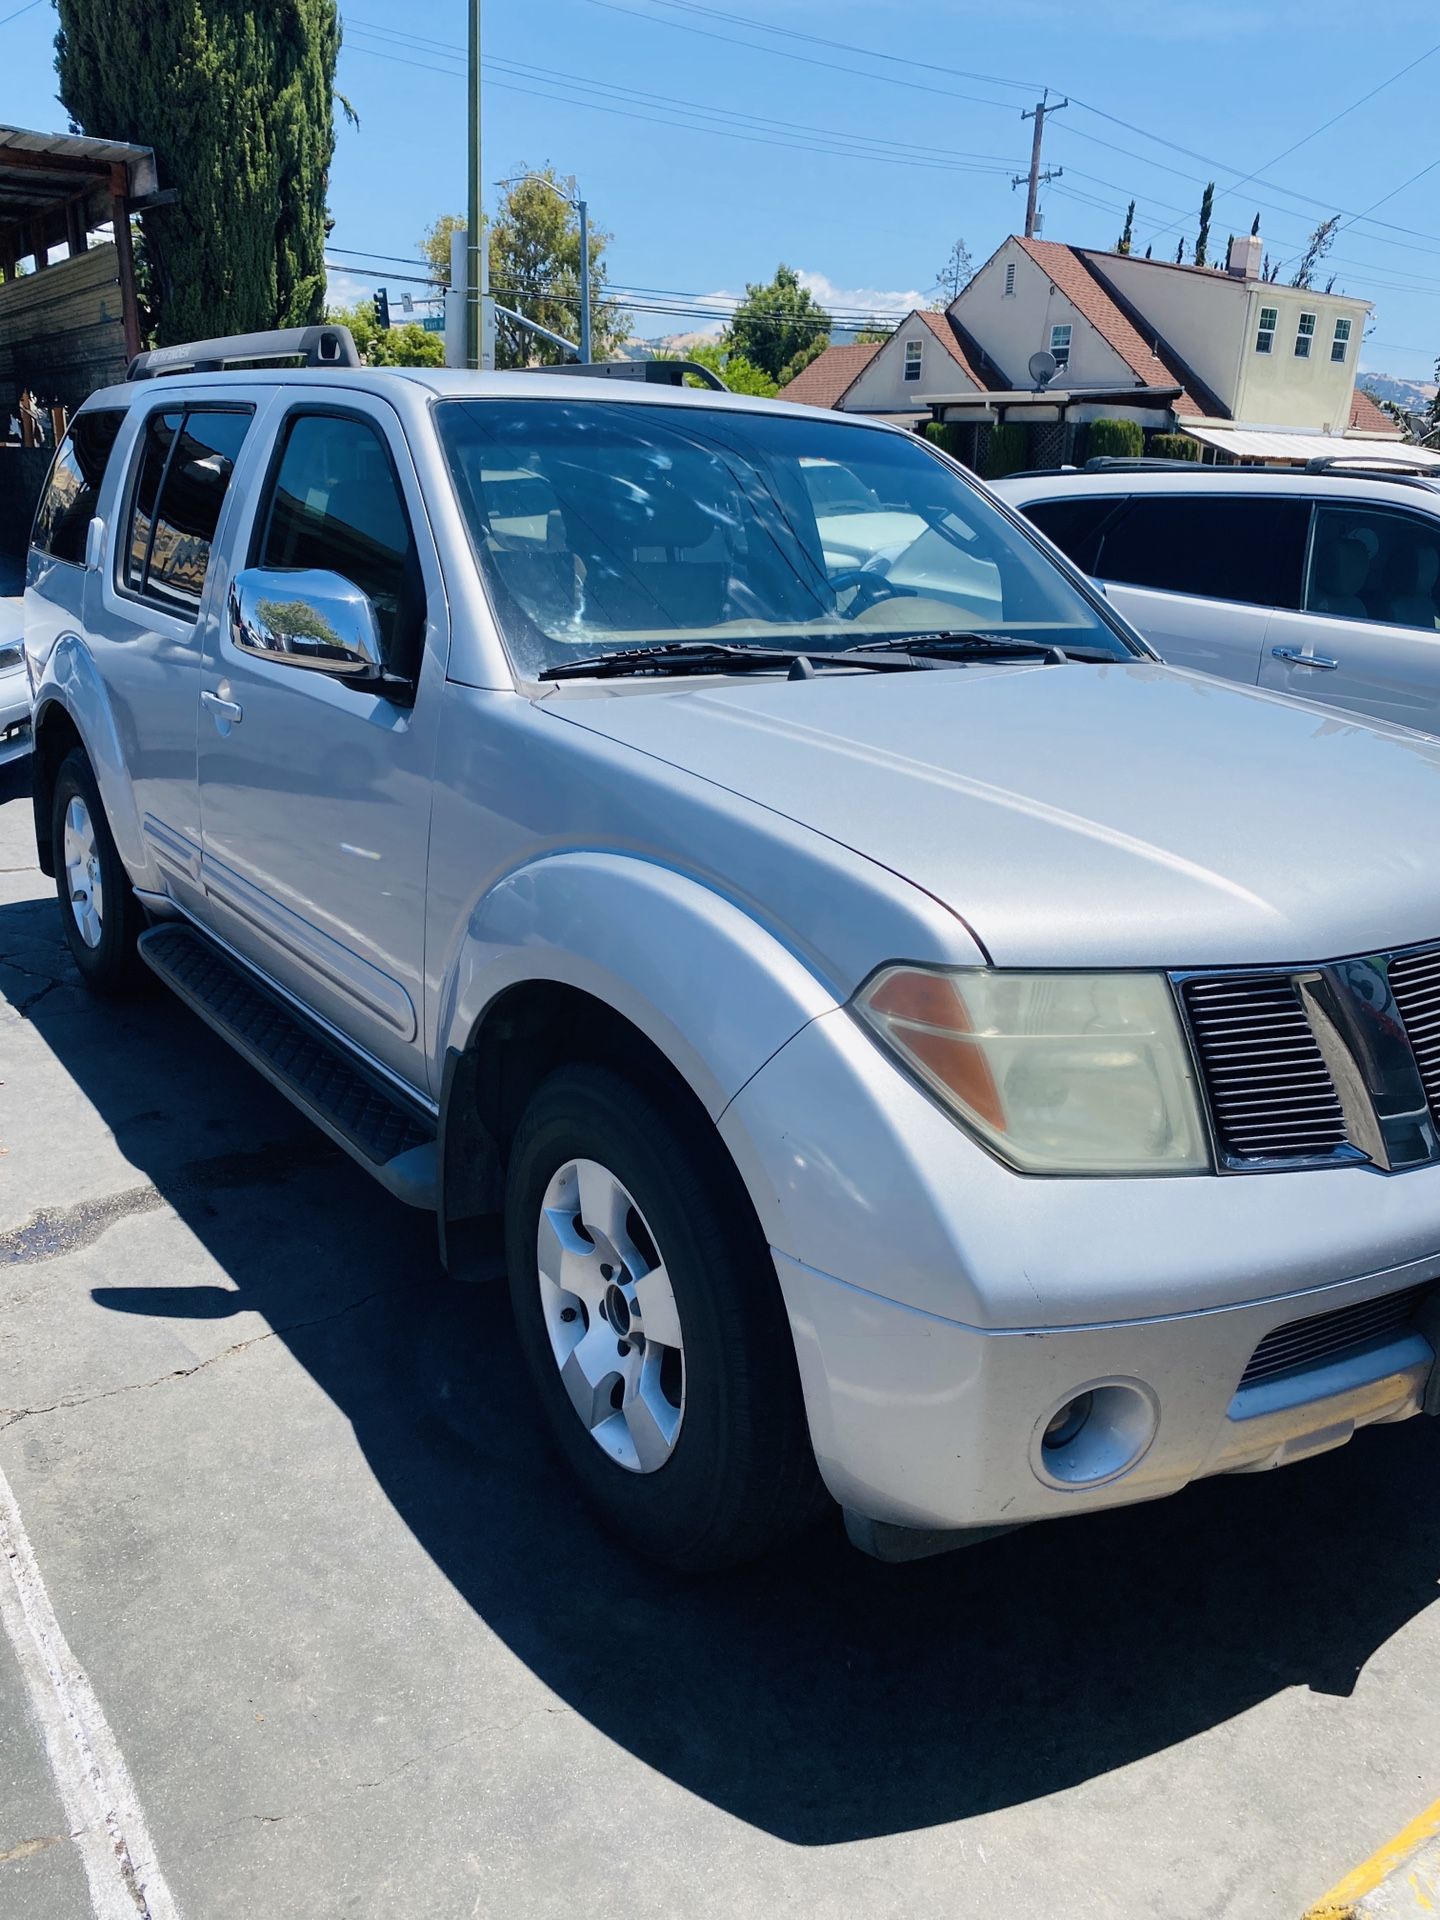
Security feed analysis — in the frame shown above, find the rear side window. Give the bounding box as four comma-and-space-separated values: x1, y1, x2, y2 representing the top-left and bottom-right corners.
124, 406, 253, 615
256, 412, 422, 658
32, 410, 125, 565
1020, 497, 1121, 575
1095, 496, 1310, 610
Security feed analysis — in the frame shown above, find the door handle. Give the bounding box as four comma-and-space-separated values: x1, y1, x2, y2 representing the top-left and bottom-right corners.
1272, 645, 1340, 671
201, 689, 244, 721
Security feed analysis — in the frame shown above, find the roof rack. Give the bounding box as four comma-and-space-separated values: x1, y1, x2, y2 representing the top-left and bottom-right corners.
126, 324, 361, 380
531, 358, 728, 392
1302, 453, 1438, 485
1083, 456, 1207, 472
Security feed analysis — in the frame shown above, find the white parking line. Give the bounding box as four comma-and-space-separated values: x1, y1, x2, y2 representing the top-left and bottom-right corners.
0, 1463, 181, 1919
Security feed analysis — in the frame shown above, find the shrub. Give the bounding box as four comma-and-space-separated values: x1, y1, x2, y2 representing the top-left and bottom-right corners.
924, 422, 966, 458
984, 422, 1030, 479
1086, 417, 1144, 461
1148, 432, 1200, 461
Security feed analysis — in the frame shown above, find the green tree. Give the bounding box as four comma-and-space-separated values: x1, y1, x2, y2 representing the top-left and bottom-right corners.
421, 212, 468, 286
486, 169, 630, 368
855, 326, 893, 345
726, 265, 830, 383
1116, 200, 1135, 255
1194, 181, 1215, 267
325, 297, 444, 367
1291, 215, 1340, 290
669, 339, 777, 397
55, 0, 340, 344
777, 335, 830, 387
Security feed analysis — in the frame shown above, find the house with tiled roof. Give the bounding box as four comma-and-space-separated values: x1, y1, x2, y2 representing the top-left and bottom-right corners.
797, 231, 1413, 471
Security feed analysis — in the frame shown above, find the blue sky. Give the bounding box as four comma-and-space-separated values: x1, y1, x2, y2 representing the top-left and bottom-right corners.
3, 0, 1439, 381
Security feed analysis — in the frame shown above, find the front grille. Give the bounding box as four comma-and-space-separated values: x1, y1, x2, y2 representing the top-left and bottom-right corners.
1389, 945, 1440, 1128
1239, 1284, 1431, 1388
1183, 975, 1348, 1164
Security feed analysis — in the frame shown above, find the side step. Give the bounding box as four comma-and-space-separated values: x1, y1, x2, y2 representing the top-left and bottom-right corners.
138, 923, 437, 1209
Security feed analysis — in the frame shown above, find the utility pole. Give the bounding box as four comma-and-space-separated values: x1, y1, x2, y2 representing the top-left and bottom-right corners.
466, 0, 482, 369
1014, 91, 1067, 239
577, 193, 592, 364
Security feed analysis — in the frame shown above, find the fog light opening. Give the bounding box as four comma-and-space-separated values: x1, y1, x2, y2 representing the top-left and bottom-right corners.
1030, 1379, 1159, 1490
1042, 1391, 1094, 1453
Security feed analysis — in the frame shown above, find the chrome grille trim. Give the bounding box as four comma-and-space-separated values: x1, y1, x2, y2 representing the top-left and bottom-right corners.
1239, 1284, 1431, 1388
1390, 945, 1440, 1129
1181, 975, 1349, 1167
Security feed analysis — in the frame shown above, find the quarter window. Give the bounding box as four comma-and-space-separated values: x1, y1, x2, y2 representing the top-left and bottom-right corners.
1094, 496, 1310, 609
256, 412, 423, 660
1255, 306, 1278, 354
1049, 323, 1072, 370
903, 339, 923, 383
1294, 312, 1317, 359
32, 410, 125, 565
1331, 316, 1352, 363
123, 407, 253, 613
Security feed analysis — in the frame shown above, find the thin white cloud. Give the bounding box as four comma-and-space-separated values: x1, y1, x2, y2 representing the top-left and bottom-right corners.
797, 270, 925, 317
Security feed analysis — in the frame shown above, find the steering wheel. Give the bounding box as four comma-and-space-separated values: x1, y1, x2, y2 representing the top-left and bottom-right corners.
828, 568, 929, 617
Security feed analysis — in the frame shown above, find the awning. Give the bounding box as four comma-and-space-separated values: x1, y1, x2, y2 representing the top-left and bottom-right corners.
1182, 425, 1440, 467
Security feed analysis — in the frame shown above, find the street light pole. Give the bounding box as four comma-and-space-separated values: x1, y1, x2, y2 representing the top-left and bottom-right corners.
577, 195, 592, 365
466, 0, 482, 369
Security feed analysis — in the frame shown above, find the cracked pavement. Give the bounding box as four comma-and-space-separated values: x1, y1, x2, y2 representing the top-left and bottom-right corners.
5, 755, 1440, 1920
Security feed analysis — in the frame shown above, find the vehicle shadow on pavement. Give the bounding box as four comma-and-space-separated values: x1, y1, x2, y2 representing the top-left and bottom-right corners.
5, 876, 1440, 1846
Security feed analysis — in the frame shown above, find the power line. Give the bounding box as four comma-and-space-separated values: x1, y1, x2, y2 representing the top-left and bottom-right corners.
0, 0, 48, 26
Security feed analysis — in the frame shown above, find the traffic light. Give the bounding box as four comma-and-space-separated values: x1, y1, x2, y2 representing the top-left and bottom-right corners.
373, 286, 391, 331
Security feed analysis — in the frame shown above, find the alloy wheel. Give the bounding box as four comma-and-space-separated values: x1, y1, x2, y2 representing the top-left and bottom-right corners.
62, 795, 104, 950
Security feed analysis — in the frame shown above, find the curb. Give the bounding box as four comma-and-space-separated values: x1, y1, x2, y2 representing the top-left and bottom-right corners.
1304, 1801, 1440, 1918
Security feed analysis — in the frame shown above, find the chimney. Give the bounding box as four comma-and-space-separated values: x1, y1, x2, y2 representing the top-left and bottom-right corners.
1227, 232, 1262, 280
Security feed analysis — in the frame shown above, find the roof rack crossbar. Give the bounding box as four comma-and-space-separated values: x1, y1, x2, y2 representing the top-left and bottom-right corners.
1083, 455, 1207, 472
126, 324, 361, 380
1302, 453, 1436, 479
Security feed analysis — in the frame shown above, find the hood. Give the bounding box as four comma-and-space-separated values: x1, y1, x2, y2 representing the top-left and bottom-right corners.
554, 661, 1440, 969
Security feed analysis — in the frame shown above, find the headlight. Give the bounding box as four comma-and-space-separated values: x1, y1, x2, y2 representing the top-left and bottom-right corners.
0, 644, 21, 673
854, 966, 1209, 1175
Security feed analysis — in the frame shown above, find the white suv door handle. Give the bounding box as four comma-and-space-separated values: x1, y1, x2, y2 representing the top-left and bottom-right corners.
201, 689, 244, 721
1272, 645, 1340, 671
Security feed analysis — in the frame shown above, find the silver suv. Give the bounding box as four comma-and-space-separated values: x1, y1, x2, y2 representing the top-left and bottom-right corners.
995, 463, 1440, 733
22, 326, 1440, 1568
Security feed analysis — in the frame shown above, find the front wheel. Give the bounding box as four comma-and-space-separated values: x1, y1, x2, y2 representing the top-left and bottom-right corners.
504, 1063, 820, 1570
51, 748, 145, 994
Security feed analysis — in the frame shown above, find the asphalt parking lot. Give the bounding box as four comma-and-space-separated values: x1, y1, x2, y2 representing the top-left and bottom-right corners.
3, 757, 1440, 1920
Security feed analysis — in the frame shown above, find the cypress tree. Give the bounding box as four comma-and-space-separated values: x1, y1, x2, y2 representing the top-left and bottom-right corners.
54, 1, 340, 343
1194, 181, 1214, 267
1115, 200, 1135, 255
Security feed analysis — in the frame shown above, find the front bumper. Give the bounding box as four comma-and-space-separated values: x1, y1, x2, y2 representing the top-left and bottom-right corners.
774, 1250, 1435, 1532
719, 1006, 1440, 1534
0, 667, 31, 766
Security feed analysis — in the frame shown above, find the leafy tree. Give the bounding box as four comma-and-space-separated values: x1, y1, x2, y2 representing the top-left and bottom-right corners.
421, 213, 468, 287
486, 169, 630, 367
855, 326, 894, 344
1194, 181, 1215, 267
1116, 201, 1135, 255
55, 0, 340, 344
668, 339, 777, 397
931, 237, 973, 305
1291, 215, 1340, 289
777, 334, 831, 388
726, 265, 831, 383
326, 297, 444, 367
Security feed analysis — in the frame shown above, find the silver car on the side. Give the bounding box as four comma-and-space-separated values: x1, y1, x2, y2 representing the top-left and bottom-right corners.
20, 327, 1440, 1568
995, 464, 1440, 733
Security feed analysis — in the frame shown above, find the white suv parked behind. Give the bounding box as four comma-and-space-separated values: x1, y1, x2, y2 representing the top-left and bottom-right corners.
994, 463, 1440, 733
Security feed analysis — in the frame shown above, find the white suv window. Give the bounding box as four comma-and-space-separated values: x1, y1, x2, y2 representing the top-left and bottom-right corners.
1306, 504, 1440, 631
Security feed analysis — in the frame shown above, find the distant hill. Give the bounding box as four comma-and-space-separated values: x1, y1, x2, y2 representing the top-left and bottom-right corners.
1358, 370, 1436, 412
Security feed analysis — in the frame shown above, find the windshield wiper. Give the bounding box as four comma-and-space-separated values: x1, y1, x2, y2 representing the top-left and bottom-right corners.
841, 631, 1118, 665
537, 640, 918, 681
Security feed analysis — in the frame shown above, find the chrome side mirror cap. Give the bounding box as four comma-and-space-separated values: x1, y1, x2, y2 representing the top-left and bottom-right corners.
229, 568, 384, 678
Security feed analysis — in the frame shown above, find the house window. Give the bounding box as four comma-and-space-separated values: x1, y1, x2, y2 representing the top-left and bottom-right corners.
1255, 306, 1278, 354
1294, 312, 1317, 359
1004, 262, 1016, 297
1331, 316, 1352, 364
1049, 323, 1072, 370
904, 339, 923, 383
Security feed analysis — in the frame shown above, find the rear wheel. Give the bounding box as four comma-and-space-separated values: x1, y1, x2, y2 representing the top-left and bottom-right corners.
51, 749, 144, 994
504, 1062, 820, 1570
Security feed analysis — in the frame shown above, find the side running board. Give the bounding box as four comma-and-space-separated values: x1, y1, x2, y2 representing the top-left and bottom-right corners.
138, 923, 437, 1209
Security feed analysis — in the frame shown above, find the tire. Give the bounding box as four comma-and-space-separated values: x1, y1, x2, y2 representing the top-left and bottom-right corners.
504, 1062, 821, 1571
51, 748, 145, 994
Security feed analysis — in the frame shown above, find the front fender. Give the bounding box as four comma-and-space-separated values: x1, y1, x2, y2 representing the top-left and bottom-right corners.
439, 851, 841, 1119
36, 640, 146, 877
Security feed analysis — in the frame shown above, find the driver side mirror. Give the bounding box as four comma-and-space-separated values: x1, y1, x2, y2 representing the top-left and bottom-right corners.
228, 567, 412, 698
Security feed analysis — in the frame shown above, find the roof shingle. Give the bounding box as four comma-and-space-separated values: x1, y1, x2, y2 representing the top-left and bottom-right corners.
1348, 388, 1403, 437
780, 340, 882, 409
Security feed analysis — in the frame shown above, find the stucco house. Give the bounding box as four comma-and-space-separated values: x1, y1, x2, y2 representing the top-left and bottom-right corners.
786, 230, 1424, 471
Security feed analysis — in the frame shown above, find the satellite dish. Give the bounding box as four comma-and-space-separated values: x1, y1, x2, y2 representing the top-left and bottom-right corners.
1028, 349, 1059, 388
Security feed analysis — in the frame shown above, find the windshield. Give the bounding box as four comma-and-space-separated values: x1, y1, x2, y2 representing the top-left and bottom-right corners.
436, 399, 1135, 677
